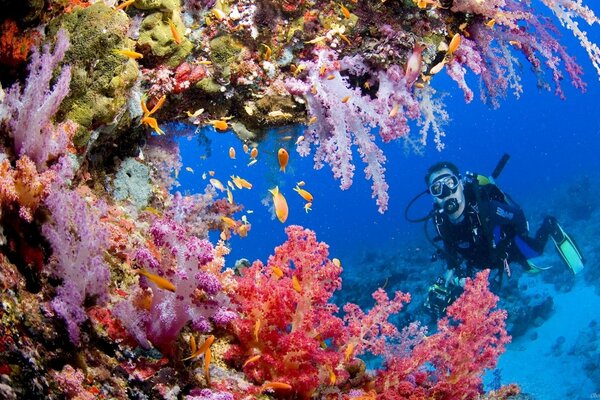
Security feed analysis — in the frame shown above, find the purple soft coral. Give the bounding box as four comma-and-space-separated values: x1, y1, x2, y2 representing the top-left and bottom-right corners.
115, 217, 235, 351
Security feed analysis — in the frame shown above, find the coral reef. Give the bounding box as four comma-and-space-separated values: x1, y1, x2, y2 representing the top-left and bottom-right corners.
0, 0, 599, 397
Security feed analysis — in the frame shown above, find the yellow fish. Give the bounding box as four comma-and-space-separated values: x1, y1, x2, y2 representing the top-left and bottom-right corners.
113, 48, 143, 59
269, 186, 288, 223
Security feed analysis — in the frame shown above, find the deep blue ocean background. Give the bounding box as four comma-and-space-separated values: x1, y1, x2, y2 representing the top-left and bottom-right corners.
172, 4, 600, 398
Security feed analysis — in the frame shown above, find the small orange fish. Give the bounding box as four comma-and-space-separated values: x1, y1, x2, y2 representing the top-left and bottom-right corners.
292, 275, 302, 293
243, 143, 249, 153
486, 18, 496, 28
271, 265, 284, 279
237, 224, 250, 237
341, 95, 351, 103
222, 216, 237, 228
293, 186, 313, 202
114, 0, 135, 11
339, 33, 352, 46
389, 103, 399, 118
136, 269, 176, 292
429, 60, 446, 75
269, 186, 288, 223
243, 354, 261, 367
344, 342, 354, 362
308, 116, 318, 125
209, 120, 228, 131
260, 382, 292, 393
247, 159, 258, 167
254, 319, 261, 342
332, 258, 342, 268
183, 335, 215, 360
278, 148, 289, 172
189, 335, 197, 355
327, 366, 337, 385
297, 181, 305, 187
226, 188, 234, 204
261, 43, 272, 61
210, 178, 225, 191
250, 147, 258, 159
204, 347, 212, 384
448, 33, 461, 55
340, 3, 351, 18
113, 48, 143, 59
229, 147, 236, 159
295, 135, 305, 145
231, 175, 252, 189
168, 19, 183, 44
304, 202, 312, 213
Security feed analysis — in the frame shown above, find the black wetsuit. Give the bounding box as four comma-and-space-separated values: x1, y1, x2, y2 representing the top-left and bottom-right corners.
433, 180, 556, 279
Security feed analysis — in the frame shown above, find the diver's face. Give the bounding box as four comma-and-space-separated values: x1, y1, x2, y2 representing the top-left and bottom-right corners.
428, 168, 465, 218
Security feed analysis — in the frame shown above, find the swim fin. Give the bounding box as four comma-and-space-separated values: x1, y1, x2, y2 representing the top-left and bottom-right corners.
551, 223, 584, 274
525, 260, 552, 273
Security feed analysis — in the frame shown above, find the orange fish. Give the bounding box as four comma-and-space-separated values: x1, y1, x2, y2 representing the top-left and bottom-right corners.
209, 120, 228, 131
260, 382, 292, 393
221, 216, 237, 228
340, 3, 351, 18
341, 95, 351, 103
250, 147, 258, 159
271, 265, 284, 279
231, 175, 252, 189
204, 347, 212, 385
292, 275, 302, 293
448, 33, 461, 55
168, 19, 183, 44
183, 335, 215, 360
243, 143, 249, 153
293, 186, 313, 202
114, 0, 135, 11
136, 269, 176, 292
237, 224, 250, 237
344, 342, 354, 362
269, 186, 288, 223
278, 148, 289, 172
210, 178, 225, 191
229, 147, 236, 159
243, 354, 261, 367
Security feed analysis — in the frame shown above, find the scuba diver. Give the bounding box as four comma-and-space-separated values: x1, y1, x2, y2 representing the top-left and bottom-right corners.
405, 155, 585, 318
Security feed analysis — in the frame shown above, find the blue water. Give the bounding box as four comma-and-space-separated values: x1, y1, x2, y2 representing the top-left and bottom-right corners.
174, 21, 600, 267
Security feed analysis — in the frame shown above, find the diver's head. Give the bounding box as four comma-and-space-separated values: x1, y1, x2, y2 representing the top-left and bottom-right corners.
425, 161, 465, 220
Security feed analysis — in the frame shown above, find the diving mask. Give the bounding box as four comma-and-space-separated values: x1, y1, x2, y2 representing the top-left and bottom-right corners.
429, 174, 460, 198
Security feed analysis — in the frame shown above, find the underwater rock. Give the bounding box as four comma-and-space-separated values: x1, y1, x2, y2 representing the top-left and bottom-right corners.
137, 11, 193, 67
112, 157, 152, 209
135, 0, 180, 11
49, 2, 139, 147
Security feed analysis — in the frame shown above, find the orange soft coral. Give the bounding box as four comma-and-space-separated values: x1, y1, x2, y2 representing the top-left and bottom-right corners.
0, 156, 56, 221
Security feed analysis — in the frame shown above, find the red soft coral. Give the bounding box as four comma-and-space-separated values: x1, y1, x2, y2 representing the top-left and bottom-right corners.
376, 269, 511, 399
228, 225, 410, 397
